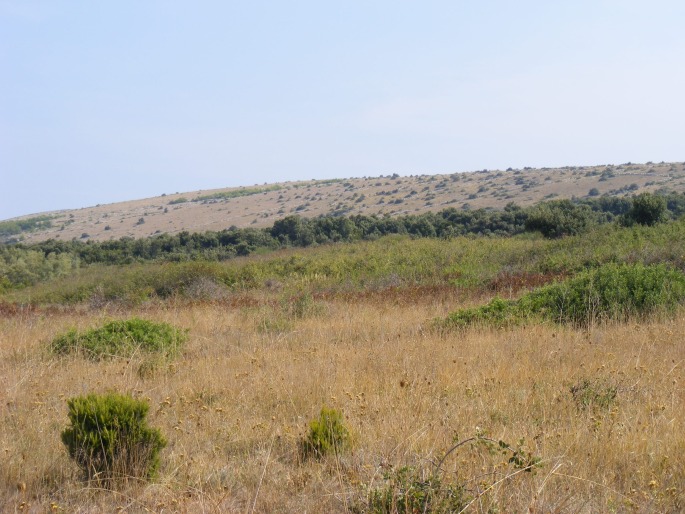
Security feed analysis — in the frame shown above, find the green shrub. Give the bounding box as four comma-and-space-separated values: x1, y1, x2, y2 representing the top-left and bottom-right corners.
442, 263, 685, 328
570, 378, 618, 410
51, 318, 187, 360
442, 297, 521, 329
364, 466, 469, 513
521, 262, 685, 325
300, 407, 350, 459
61, 393, 166, 484
623, 192, 668, 226
359, 435, 540, 513
524, 199, 595, 238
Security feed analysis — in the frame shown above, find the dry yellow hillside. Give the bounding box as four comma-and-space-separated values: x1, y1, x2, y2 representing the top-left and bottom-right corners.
7, 161, 685, 243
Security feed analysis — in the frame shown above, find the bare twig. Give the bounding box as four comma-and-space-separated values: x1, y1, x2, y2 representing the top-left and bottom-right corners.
249, 436, 275, 514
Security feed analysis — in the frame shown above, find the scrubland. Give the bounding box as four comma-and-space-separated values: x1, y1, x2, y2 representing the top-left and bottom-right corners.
2, 296, 684, 512
6, 161, 685, 244
2, 224, 685, 512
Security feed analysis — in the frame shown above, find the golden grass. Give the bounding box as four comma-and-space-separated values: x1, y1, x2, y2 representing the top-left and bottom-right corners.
1, 296, 684, 512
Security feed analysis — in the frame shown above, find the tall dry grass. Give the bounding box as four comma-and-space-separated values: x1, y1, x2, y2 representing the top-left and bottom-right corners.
1, 294, 684, 512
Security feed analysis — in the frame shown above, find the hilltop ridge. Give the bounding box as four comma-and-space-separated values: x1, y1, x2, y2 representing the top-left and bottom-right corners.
4, 161, 684, 244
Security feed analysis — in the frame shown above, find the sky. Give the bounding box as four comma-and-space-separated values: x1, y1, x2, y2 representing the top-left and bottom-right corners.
2, 1, 684, 220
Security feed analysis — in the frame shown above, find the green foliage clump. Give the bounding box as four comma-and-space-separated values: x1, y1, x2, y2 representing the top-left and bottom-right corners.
0, 215, 53, 238
61, 392, 166, 484
359, 434, 540, 513
364, 466, 469, 514
443, 297, 520, 329
522, 262, 685, 325
51, 318, 187, 360
570, 378, 618, 411
300, 407, 350, 459
0, 246, 78, 291
443, 263, 685, 328
524, 199, 595, 238
623, 192, 668, 226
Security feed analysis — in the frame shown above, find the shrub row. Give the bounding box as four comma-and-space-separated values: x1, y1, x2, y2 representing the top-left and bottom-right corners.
4, 193, 683, 293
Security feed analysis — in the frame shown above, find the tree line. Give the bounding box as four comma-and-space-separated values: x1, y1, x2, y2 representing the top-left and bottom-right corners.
1, 192, 683, 291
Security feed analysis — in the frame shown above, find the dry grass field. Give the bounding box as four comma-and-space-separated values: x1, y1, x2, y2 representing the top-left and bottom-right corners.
2, 291, 684, 512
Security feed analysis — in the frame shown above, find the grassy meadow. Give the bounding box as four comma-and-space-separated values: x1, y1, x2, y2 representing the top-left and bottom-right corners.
2, 223, 685, 512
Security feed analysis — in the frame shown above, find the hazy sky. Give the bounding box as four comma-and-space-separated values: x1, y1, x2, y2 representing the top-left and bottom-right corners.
2, 1, 684, 220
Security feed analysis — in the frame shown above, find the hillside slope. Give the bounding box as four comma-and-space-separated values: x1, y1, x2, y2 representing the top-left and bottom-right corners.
4, 161, 684, 243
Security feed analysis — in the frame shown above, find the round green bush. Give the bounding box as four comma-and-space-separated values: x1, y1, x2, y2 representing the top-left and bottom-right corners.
61, 392, 166, 484
51, 318, 187, 360
300, 407, 350, 459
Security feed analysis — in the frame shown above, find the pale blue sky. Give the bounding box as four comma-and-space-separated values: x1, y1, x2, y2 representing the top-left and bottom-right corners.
2, 1, 684, 220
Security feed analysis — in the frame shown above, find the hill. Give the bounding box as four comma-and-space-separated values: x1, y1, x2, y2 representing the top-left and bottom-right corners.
3, 161, 685, 244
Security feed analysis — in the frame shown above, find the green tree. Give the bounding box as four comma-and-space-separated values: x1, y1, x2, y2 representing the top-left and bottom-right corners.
624, 193, 668, 226
524, 200, 594, 238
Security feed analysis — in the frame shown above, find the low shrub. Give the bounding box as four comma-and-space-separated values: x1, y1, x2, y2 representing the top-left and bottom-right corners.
61, 392, 166, 485
183, 276, 230, 301
51, 318, 187, 360
443, 297, 521, 329
570, 378, 618, 411
442, 263, 685, 328
300, 407, 350, 459
358, 435, 540, 513
521, 262, 685, 325
364, 466, 469, 513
